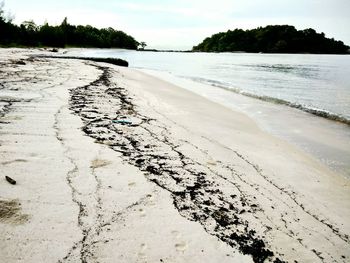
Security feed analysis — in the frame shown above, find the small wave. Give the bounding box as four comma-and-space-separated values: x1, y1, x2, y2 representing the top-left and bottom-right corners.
185, 76, 350, 126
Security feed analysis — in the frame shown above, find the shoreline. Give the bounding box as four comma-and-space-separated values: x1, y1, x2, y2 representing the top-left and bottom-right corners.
187, 78, 350, 126
138, 68, 350, 179
1, 48, 350, 262
64, 48, 350, 128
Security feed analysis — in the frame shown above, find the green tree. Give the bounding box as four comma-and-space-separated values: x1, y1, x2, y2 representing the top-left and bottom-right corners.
192, 25, 349, 54
0, 6, 139, 49
21, 20, 37, 32
139, 41, 147, 50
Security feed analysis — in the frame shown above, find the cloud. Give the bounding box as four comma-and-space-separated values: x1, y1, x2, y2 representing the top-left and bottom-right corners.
115, 0, 236, 25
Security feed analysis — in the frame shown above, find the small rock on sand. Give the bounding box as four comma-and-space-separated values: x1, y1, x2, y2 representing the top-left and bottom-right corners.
5, 176, 16, 185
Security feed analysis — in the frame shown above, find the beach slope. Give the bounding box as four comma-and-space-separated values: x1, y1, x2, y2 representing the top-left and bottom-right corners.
0, 49, 349, 263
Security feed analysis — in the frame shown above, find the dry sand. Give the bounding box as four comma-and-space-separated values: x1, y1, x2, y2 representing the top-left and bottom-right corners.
0, 48, 349, 263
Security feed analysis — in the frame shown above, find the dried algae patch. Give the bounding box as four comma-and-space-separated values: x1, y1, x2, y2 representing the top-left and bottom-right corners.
0, 199, 29, 224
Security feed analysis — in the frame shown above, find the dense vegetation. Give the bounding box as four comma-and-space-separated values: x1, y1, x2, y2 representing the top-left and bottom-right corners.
193, 25, 349, 54
0, 3, 139, 49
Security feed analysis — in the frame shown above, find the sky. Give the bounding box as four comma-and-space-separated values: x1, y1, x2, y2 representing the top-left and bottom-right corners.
2, 0, 350, 50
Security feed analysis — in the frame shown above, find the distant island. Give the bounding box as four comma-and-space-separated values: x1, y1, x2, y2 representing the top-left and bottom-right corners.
0, 4, 139, 49
192, 25, 350, 54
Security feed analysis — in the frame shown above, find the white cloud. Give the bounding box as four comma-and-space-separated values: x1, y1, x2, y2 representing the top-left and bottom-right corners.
117, 1, 236, 21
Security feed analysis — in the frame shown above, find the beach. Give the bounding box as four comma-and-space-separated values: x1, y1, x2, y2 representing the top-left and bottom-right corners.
1, 48, 350, 262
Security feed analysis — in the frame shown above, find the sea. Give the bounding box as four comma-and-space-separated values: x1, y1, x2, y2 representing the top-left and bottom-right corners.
67, 49, 350, 177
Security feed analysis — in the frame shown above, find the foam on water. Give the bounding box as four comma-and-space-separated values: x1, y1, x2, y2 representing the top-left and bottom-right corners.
183, 76, 350, 125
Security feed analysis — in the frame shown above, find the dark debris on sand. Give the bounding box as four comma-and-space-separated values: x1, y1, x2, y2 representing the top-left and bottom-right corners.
69, 64, 285, 263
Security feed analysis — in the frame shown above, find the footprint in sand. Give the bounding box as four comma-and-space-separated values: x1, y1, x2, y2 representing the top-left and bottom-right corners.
3, 115, 22, 121
172, 231, 188, 251
146, 194, 156, 206
0, 199, 30, 224
2, 159, 28, 165
175, 241, 188, 252
90, 158, 111, 169
206, 160, 217, 166
171, 230, 182, 239
139, 208, 146, 217
138, 243, 147, 257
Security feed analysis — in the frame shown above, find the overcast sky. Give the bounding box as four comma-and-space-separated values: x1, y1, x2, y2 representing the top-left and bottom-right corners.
3, 0, 350, 50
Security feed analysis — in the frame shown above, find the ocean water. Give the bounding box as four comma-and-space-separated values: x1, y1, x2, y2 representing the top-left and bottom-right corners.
68, 49, 350, 123
67, 49, 350, 177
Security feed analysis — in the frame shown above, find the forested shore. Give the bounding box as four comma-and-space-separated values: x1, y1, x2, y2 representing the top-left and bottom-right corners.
0, 3, 138, 49
193, 25, 349, 54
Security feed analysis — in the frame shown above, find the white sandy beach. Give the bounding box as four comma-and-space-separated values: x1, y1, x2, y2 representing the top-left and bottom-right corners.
1, 48, 350, 263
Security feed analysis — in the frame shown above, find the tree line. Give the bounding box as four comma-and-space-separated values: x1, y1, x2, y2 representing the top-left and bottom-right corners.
0, 3, 139, 49
192, 25, 349, 54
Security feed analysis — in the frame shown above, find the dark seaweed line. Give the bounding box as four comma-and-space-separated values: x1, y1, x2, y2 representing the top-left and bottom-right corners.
145, 104, 346, 260
38, 61, 98, 263
150, 97, 350, 247
179, 139, 332, 261
120, 99, 285, 263
203, 135, 350, 245
36, 55, 129, 67
68, 65, 285, 263
60, 64, 134, 263
52, 66, 110, 263
54, 106, 90, 263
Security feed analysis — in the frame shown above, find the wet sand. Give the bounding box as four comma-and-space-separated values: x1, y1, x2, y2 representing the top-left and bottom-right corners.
0, 48, 350, 263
